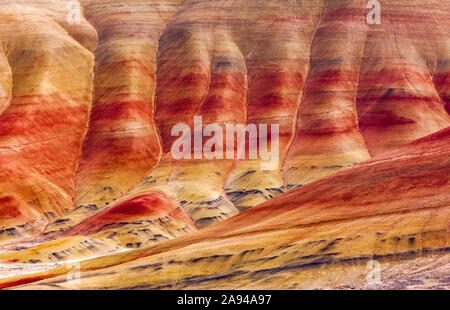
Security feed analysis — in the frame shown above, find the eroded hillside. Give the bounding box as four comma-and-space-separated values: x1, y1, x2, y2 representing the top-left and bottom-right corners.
0, 0, 448, 289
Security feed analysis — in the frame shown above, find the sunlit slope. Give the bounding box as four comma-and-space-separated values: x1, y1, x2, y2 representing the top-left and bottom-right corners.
0, 0, 95, 246
3, 126, 448, 289
1, 1, 449, 248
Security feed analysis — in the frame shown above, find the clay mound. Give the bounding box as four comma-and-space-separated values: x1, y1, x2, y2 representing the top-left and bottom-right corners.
0, 0, 95, 246
65, 0, 449, 232
72, 0, 180, 210
63, 192, 197, 248
0, 192, 196, 273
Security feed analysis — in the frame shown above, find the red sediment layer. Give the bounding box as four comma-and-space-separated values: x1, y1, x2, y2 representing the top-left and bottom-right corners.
1, 0, 449, 247
0, 274, 54, 290
72, 1, 181, 207
229, 126, 450, 233
356, 3, 450, 156
0, 1, 94, 246
65, 193, 196, 236
283, 4, 371, 187
136, 125, 450, 256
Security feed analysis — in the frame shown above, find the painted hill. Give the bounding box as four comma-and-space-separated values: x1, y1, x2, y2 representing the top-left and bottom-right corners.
2, 125, 449, 289
0, 0, 448, 289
